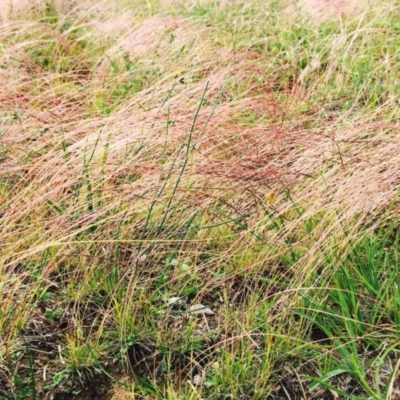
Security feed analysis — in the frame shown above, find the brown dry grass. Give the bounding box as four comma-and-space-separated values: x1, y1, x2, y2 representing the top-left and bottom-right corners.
292, 0, 371, 21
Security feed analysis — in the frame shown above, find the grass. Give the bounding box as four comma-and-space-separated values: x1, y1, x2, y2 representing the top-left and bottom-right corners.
1, 0, 400, 398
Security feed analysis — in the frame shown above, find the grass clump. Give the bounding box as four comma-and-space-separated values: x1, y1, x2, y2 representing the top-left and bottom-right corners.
1, 0, 400, 399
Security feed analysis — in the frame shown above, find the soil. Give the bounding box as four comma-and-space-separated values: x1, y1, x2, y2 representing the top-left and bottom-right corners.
54, 383, 132, 400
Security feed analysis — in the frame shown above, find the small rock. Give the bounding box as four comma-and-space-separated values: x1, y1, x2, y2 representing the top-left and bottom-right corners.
188, 304, 215, 315
138, 254, 147, 263
193, 374, 202, 386
167, 297, 181, 305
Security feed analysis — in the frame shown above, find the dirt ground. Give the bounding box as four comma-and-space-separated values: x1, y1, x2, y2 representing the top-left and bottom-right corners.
105, 384, 132, 400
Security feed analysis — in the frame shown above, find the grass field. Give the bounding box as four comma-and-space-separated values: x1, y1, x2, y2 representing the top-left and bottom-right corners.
1, 0, 400, 399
